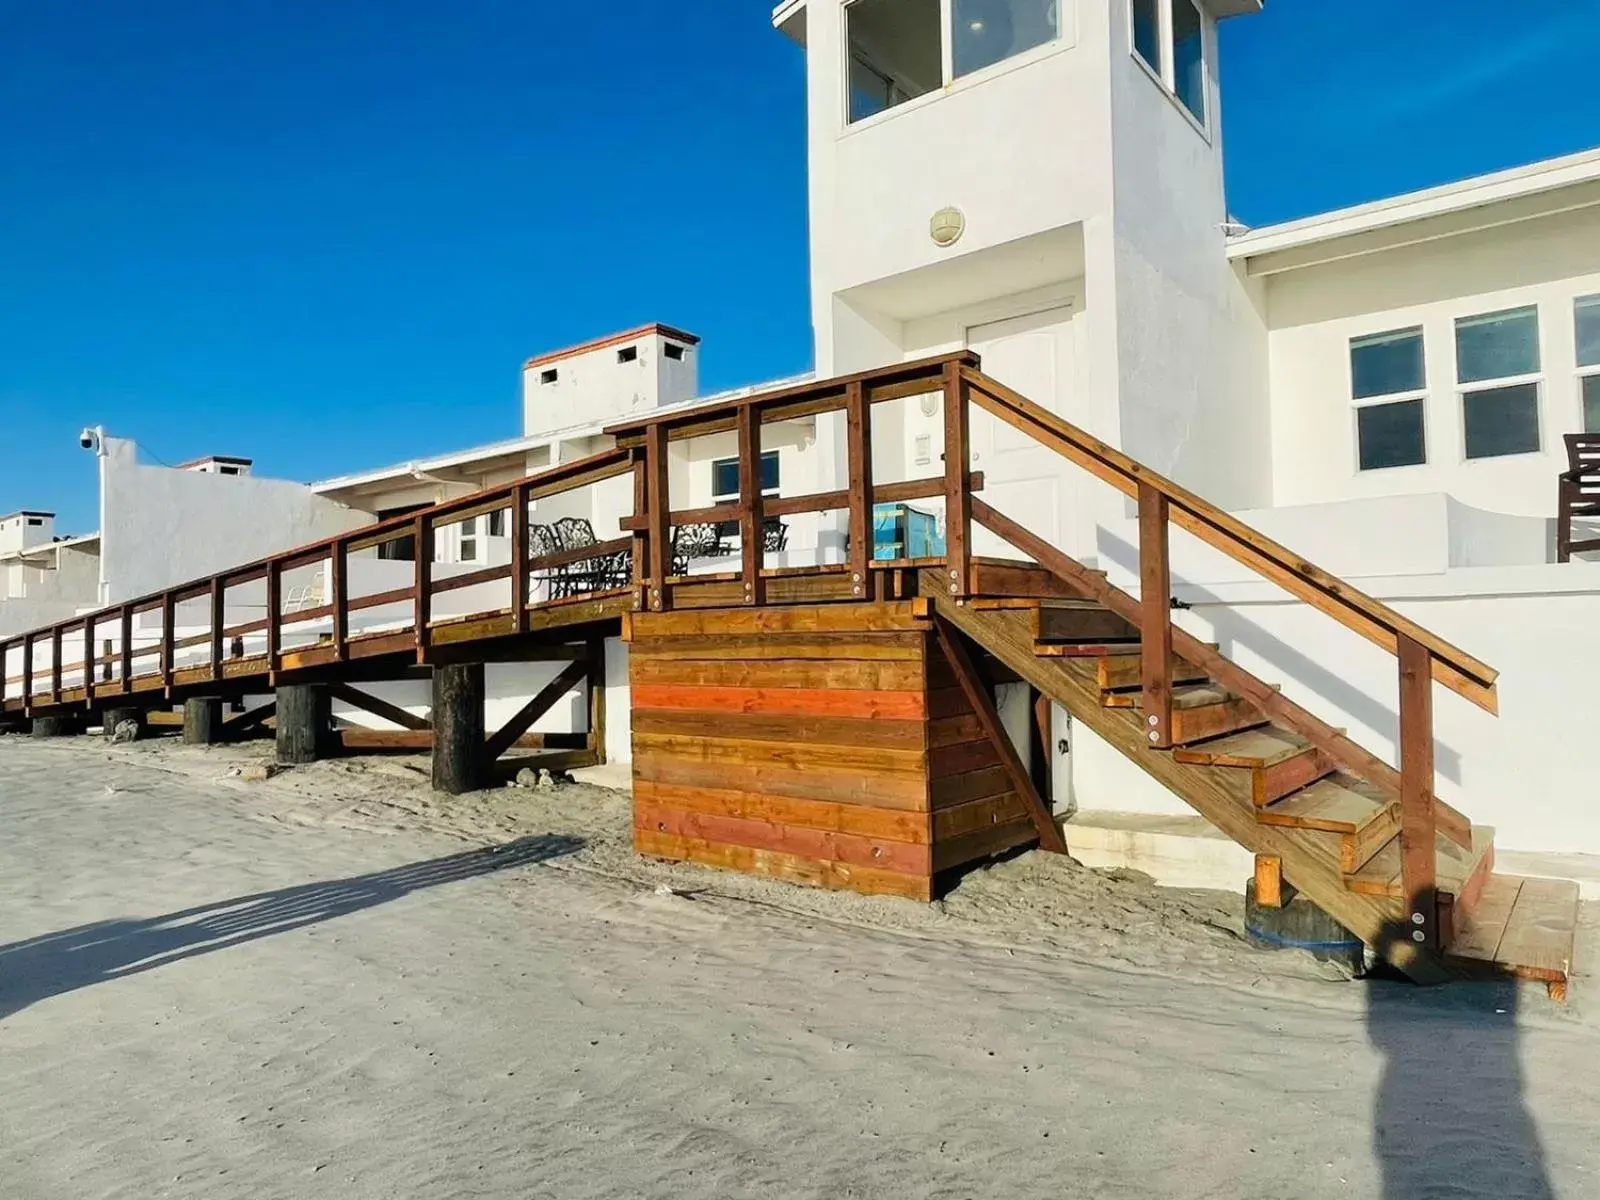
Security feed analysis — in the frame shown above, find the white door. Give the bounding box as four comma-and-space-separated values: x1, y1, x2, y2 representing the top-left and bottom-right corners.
965, 305, 1083, 561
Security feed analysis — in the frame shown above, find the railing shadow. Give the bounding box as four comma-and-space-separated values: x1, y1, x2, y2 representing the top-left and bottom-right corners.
1097, 530, 1467, 784
0, 834, 582, 1022
1368, 923, 1553, 1198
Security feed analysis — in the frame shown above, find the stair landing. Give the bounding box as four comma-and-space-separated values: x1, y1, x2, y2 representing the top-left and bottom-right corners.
1447, 874, 1581, 1002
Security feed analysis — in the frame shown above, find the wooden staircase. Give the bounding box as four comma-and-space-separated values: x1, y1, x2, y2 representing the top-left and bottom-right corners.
931, 583, 1577, 997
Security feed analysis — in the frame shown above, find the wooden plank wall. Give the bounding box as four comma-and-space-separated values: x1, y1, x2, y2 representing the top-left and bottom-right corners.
628, 603, 1038, 902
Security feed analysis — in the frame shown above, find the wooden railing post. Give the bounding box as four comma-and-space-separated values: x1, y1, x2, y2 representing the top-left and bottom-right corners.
119, 606, 132, 688
630, 451, 649, 610
414, 515, 434, 660
50, 626, 63, 704
942, 362, 971, 600
210, 577, 227, 680
738, 404, 766, 606
82, 620, 94, 703
1398, 634, 1439, 951
332, 541, 351, 658
1138, 483, 1174, 749
266, 562, 283, 673
161, 595, 175, 693
846, 381, 873, 599
645, 423, 670, 612
22, 636, 34, 713
511, 484, 530, 634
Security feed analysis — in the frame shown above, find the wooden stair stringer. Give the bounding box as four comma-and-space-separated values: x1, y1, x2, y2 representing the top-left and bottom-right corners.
926, 583, 1447, 982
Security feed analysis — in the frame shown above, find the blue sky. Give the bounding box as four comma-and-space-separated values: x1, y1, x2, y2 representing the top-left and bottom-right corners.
2, 0, 1597, 531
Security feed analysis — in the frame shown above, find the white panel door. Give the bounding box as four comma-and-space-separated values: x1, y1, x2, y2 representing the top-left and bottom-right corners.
965, 305, 1081, 561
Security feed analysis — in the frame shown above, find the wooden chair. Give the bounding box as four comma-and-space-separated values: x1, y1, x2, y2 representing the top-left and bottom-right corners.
1558, 434, 1600, 563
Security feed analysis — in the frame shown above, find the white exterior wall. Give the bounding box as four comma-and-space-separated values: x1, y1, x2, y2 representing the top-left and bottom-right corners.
0, 514, 56, 555
97, 437, 369, 603
1262, 204, 1600, 515
1105, 0, 1272, 509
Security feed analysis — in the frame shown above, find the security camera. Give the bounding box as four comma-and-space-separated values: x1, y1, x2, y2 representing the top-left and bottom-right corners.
79, 427, 100, 451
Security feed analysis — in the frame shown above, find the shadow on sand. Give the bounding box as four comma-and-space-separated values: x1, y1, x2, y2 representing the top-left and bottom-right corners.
1369, 923, 1554, 1198
0, 834, 582, 1021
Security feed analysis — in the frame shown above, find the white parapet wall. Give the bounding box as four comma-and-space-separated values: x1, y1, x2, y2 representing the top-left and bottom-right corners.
98, 436, 369, 604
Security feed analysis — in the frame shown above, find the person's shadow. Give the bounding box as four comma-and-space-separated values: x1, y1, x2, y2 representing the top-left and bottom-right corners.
0, 834, 582, 1022
1368, 922, 1555, 1198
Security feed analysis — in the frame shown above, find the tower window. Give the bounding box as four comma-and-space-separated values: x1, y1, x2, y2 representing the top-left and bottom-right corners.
1129, 0, 1209, 131
617, 345, 639, 364
664, 342, 685, 361
540, 368, 559, 385
845, 0, 1064, 126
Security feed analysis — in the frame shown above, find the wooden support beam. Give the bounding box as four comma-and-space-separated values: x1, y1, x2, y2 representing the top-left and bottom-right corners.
933, 617, 1068, 856
21, 636, 33, 714
942, 363, 971, 600
1398, 634, 1439, 952
1032, 689, 1053, 802
160, 594, 176, 694
586, 635, 606, 764
846, 380, 873, 600
630, 451, 649, 610
326, 682, 431, 732
1138, 482, 1174, 750
484, 657, 590, 764
738, 403, 766, 606
50, 626, 63, 704
222, 702, 276, 739
1255, 855, 1287, 909
82, 620, 94, 704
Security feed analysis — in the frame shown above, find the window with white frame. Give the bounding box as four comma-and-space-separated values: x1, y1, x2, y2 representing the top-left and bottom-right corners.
1129, 0, 1208, 128
712, 451, 781, 536
1456, 306, 1543, 460
845, 0, 1062, 125
459, 517, 480, 563
1351, 327, 1428, 471
1577, 294, 1600, 433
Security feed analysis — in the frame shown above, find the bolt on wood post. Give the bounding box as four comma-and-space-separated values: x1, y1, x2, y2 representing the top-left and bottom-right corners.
942, 364, 971, 600
1138, 482, 1174, 749
738, 404, 766, 606
845, 381, 873, 599
1397, 634, 1439, 952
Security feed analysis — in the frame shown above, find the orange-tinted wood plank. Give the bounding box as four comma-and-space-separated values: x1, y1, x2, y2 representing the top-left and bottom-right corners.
630, 657, 926, 692
633, 749, 931, 812
635, 828, 933, 901
636, 800, 932, 876
635, 780, 930, 845
631, 683, 926, 721
631, 709, 927, 751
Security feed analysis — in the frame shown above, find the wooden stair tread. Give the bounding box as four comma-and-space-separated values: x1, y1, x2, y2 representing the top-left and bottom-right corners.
1109, 683, 1237, 711
1171, 726, 1311, 768
1097, 651, 1210, 693
1447, 874, 1579, 984
1034, 640, 1140, 658
1257, 776, 1391, 834
1349, 825, 1494, 897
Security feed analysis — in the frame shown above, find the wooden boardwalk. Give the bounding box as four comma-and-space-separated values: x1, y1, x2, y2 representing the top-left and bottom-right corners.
0, 353, 1578, 995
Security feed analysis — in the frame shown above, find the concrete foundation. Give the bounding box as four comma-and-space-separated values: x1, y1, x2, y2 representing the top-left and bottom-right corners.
276, 685, 332, 765
1244, 877, 1365, 974
432, 664, 486, 795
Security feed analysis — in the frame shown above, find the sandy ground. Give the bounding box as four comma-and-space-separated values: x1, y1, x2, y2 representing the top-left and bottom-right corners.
2, 734, 1597, 1199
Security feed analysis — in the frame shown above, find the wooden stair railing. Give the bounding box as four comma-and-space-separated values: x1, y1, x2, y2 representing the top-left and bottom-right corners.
949, 367, 1501, 954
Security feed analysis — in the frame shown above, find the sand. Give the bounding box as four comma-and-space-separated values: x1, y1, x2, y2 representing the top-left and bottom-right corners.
2, 734, 1596, 1199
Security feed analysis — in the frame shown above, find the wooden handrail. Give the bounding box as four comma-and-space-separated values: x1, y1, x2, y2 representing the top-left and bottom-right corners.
961, 366, 1499, 713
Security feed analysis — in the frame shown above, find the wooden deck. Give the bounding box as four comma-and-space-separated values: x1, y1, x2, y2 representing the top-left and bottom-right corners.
0, 351, 1580, 996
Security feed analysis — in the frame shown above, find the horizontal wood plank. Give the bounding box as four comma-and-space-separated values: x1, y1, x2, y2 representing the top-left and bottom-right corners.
635, 828, 933, 902
631, 682, 926, 720
635, 799, 932, 875
636, 780, 929, 844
